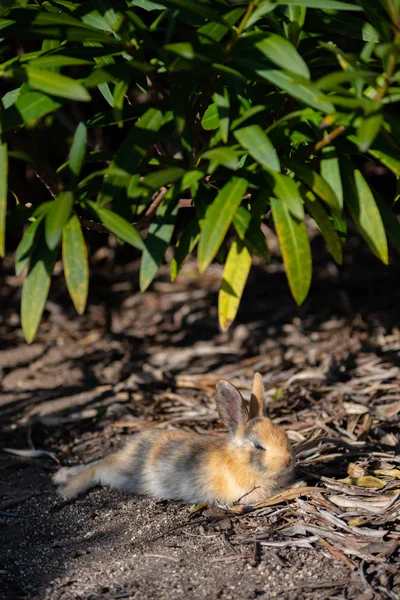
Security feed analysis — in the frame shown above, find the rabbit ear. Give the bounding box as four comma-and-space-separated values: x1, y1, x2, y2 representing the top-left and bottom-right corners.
215, 380, 248, 433
249, 372, 265, 419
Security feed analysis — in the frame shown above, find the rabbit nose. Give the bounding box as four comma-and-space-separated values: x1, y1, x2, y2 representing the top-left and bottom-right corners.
283, 456, 295, 471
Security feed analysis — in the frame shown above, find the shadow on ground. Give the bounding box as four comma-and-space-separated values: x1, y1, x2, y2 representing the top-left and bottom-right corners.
1, 232, 400, 599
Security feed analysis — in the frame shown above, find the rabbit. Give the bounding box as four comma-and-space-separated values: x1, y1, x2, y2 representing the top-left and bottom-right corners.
53, 373, 295, 506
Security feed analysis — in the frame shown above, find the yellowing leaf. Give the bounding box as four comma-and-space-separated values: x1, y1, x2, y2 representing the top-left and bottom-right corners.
218, 239, 252, 332
62, 215, 88, 315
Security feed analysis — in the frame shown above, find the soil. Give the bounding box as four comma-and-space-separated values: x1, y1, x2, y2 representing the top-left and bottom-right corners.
1, 228, 399, 600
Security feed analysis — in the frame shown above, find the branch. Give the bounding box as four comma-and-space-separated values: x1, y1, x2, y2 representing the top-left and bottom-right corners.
314, 125, 347, 152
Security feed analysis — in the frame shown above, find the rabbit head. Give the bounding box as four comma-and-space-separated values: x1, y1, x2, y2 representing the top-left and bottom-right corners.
215, 373, 295, 486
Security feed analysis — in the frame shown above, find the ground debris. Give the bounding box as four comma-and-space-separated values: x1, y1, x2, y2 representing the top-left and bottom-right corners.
1, 251, 400, 600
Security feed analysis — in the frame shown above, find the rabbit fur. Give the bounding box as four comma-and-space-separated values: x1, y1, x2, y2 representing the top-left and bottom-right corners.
53, 373, 295, 506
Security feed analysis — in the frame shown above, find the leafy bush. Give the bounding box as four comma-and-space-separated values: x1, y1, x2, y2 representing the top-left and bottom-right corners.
1, 0, 400, 342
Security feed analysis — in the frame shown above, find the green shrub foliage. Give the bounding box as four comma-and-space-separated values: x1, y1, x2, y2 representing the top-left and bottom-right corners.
1, 1, 400, 340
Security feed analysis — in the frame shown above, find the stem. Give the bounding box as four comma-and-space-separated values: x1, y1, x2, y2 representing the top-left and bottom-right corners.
224, 0, 259, 56
316, 33, 399, 153
373, 48, 398, 101
314, 125, 346, 152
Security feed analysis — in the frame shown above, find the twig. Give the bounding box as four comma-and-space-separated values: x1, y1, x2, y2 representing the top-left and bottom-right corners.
142, 553, 181, 563
234, 485, 261, 505
248, 541, 261, 567
283, 581, 346, 592
314, 125, 346, 152
138, 186, 169, 230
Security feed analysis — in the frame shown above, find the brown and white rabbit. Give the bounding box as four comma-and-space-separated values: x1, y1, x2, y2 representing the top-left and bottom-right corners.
53, 373, 295, 506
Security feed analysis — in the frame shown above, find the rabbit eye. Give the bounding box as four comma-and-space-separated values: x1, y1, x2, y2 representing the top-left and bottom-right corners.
254, 442, 266, 451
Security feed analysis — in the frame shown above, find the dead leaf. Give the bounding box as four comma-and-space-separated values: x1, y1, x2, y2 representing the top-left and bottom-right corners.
343, 402, 369, 415
248, 486, 326, 511
375, 401, 400, 420
347, 463, 366, 478
328, 493, 399, 513
374, 468, 400, 479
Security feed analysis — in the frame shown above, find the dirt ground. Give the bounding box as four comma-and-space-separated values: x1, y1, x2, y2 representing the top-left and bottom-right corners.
1, 228, 399, 600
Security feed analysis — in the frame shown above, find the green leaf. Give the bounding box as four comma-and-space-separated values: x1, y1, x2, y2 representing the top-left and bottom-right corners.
170, 191, 207, 281
271, 197, 312, 305
357, 112, 383, 153
303, 192, 343, 264
170, 219, 200, 281
320, 146, 343, 209
0, 140, 7, 257
367, 146, 400, 177
21, 241, 57, 343
30, 55, 92, 68
62, 215, 88, 315
341, 160, 388, 264
164, 42, 198, 60
140, 197, 179, 291
231, 106, 267, 131
45, 191, 74, 250
239, 62, 335, 113
268, 172, 304, 220
141, 167, 186, 190
276, 0, 362, 8
218, 239, 252, 332
2, 9, 115, 43
213, 86, 230, 144
202, 147, 240, 170
19, 67, 91, 102
246, 3, 278, 28
254, 34, 310, 79
87, 202, 145, 250
129, 0, 166, 10
0, 91, 62, 131
198, 177, 248, 273
2, 87, 21, 108
98, 107, 164, 205
113, 79, 129, 125
232, 205, 269, 262
160, 0, 224, 23
375, 193, 400, 253
349, 133, 400, 177
201, 103, 219, 131
316, 69, 376, 90
234, 125, 280, 172
98, 82, 114, 107
198, 7, 244, 44
287, 161, 342, 211
69, 122, 87, 179
15, 217, 44, 276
